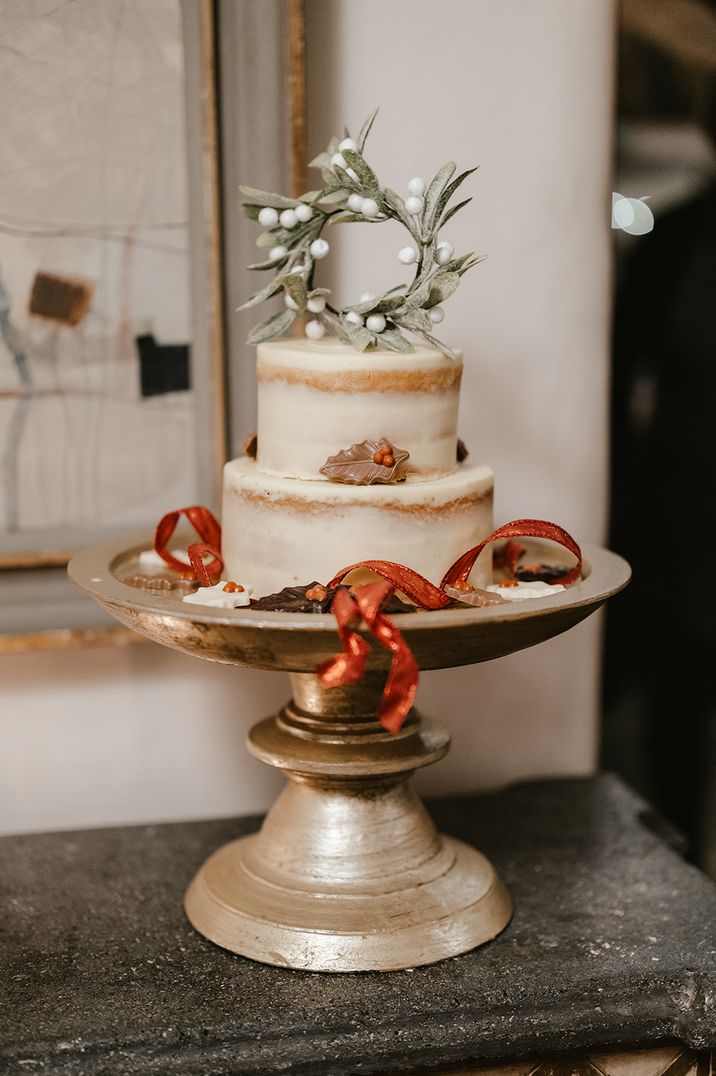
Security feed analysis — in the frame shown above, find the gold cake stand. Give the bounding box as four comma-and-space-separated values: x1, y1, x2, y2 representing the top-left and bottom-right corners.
69, 537, 630, 973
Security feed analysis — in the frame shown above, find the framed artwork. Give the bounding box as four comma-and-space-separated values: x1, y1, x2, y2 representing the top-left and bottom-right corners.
0, 0, 305, 644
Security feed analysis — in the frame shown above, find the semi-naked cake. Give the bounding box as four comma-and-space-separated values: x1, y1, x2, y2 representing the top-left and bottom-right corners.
216, 111, 504, 599
221, 338, 494, 596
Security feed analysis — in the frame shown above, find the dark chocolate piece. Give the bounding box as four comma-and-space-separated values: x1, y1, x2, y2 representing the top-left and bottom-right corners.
251, 583, 338, 613
251, 583, 417, 614
456, 437, 469, 462
243, 432, 258, 459
515, 563, 572, 583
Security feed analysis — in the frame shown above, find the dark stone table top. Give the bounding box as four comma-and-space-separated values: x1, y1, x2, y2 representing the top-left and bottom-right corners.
1, 775, 715, 1076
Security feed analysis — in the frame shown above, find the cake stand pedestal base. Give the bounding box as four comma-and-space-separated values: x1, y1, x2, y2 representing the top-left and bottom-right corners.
184, 672, 512, 972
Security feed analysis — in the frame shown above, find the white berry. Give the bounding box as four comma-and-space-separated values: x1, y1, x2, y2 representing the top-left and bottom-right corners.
310, 238, 330, 259
307, 295, 326, 313
405, 195, 424, 214
295, 203, 313, 223
359, 291, 375, 303
279, 208, 298, 229
436, 241, 454, 265
269, 245, 287, 261
361, 197, 379, 218
348, 193, 364, 212
289, 263, 306, 276
345, 310, 364, 326
366, 314, 386, 333
398, 246, 417, 265
339, 137, 358, 152
331, 152, 347, 169
408, 177, 425, 196
429, 306, 445, 324
346, 167, 359, 182
305, 319, 326, 340
285, 294, 299, 311
258, 206, 279, 227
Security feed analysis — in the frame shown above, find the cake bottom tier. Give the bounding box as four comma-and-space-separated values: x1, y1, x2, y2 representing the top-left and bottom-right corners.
222, 458, 494, 597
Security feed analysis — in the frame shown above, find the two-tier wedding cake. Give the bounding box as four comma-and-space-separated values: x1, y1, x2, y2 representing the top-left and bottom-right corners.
222, 339, 493, 596
220, 110, 495, 597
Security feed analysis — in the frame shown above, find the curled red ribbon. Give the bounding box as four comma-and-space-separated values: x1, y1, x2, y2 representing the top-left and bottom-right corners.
154, 506, 223, 585
328, 561, 451, 609
320, 520, 583, 729
494, 539, 527, 575
317, 588, 371, 689
317, 580, 419, 734
440, 519, 582, 590
328, 520, 582, 610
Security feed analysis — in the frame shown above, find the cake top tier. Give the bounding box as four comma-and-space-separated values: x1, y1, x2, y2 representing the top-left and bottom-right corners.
257, 338, 464, 372
238, 109, 482, 361
256, 337, 464, 482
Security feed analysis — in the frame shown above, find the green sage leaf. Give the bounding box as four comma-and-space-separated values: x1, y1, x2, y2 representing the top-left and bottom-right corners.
416, 330, 457, 361
425, 272, 460, 308
241, 204, 263, 221
342, 150, 381, 200
309, 151, 332, 170
239, 185, 297, 209
237, 278, 282, 311
377, 327, 414, 353
247, 252, 289, 270
383, 188, 421, 244
435, 167, 478, 219
323, 310, 352, 343
423, 162, 456, 236
357, 108, 379, 152
340, 317, 374, 351
247, 308, 295, 345
255, 230, 282, 249
276, 273, 307, 310
394, 308, 433, 332
438, 197, 472, 230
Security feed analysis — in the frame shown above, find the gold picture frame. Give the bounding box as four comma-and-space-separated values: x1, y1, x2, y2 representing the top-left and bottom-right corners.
0, 0, 306, 649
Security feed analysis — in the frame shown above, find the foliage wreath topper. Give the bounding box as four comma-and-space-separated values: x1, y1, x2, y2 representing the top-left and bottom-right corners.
238, 109, 483, 360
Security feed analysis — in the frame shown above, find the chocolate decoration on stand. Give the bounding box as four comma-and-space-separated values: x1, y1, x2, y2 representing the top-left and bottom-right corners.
443, 582, 508, 607
252, 582, 416, 615
243, 432, 258, 460
515, 563, 572, 583
252, 583, 338, 614
320, 439, 410, 485
456, 438, 469, 463
124, 573, 196, 595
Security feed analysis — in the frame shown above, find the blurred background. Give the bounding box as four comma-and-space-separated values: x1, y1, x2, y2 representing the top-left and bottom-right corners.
605, 0, 716, 876
0, 0, 714, 879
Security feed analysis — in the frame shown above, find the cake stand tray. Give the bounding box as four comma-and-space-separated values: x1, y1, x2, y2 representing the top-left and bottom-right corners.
69, 538, 630, 973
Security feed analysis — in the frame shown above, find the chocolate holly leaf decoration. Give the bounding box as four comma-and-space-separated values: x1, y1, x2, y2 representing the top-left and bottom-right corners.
320, 438, 409, 485
251, 583, 338, 613
251, 581, 417, 614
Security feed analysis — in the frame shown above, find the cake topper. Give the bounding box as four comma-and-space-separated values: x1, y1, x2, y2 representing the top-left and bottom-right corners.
238, 109, 483, 359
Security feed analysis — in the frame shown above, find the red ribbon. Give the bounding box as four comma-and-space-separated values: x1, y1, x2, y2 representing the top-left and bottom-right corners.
440, 519, 582, 590
328, 561, 452, 609
328, 520, 582, 610
317, 581, 419, 734
154, 506, 223, 585
494, 539, 527, 575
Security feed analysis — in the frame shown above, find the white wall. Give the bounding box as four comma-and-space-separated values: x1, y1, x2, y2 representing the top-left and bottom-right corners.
0, 0, 615, 836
